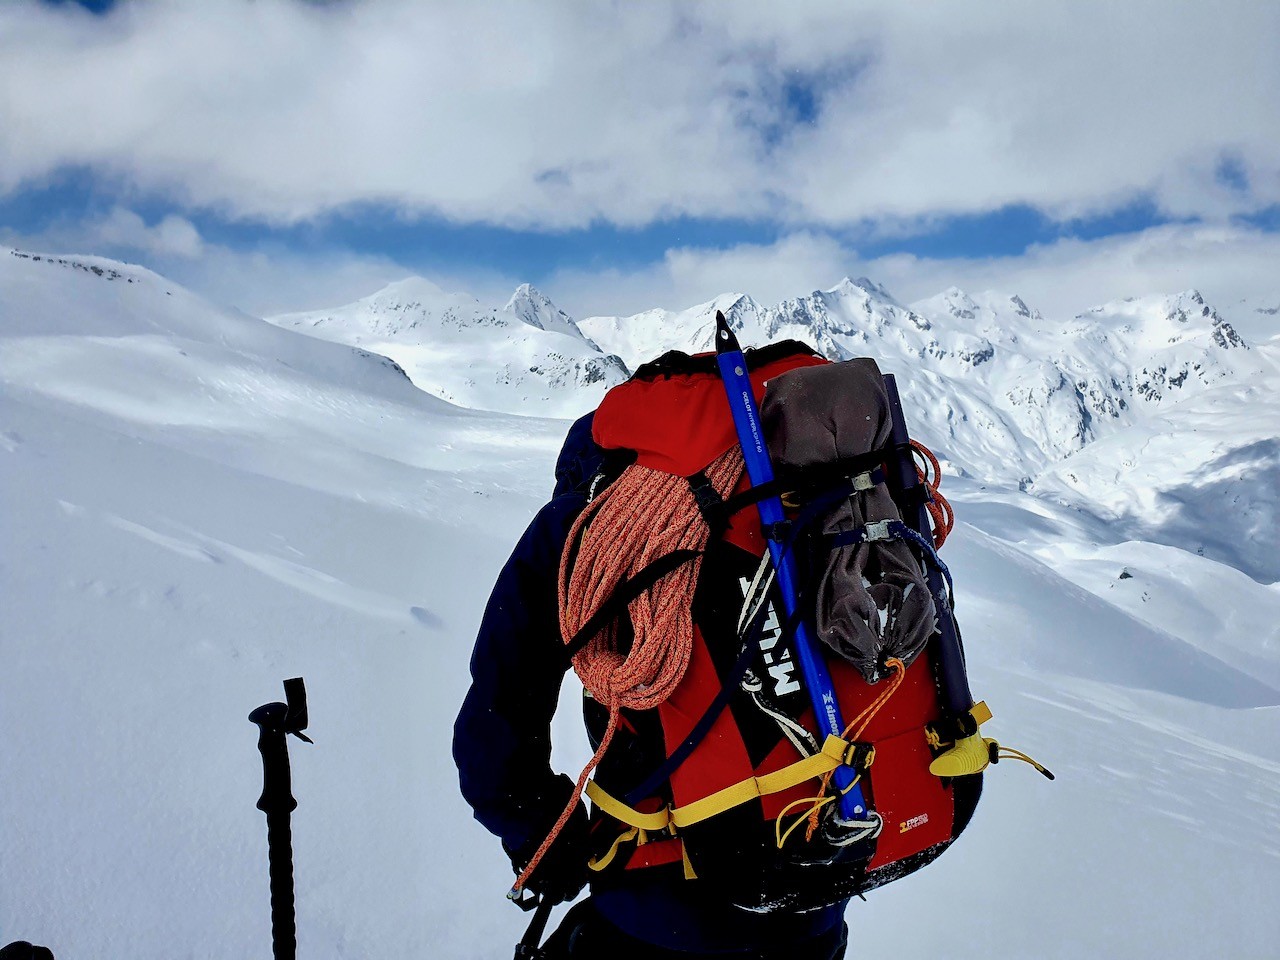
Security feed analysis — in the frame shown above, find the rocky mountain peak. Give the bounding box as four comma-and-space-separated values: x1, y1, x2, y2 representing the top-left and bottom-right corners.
504, 282, 584, 339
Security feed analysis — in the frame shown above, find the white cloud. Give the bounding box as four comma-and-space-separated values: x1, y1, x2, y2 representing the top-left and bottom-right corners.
5, 208, 1277, 345
1, 0, 1277, 230
543, 223, 1280, 343
1, 209, 518, 317
0, 206, 205, 259
543, 232, 855, 317
87, 207, 205, 258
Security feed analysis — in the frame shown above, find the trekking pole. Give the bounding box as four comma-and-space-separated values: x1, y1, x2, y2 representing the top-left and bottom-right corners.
513, 899, 555, 960
714, 312, 871, 824
249, 678, 313, 960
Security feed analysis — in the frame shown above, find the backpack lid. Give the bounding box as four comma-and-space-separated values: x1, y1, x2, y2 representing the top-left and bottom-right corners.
593, 341, 826, 476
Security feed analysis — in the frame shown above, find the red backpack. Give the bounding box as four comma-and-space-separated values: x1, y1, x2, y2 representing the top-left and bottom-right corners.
516, 335, 1047, 913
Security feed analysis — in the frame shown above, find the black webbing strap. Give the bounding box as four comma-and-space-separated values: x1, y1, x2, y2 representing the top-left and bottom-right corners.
719, 448, 894, 519
686, 472, 726, 532
562, 549, 703, 661
622, 594, 772, 806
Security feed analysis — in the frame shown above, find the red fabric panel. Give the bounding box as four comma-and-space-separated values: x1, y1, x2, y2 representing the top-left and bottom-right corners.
831, 650, 942, 743
830, 653, 955, 868
865, 725, 954, 868
593, 352, 827, 475
659, 626, 755, 806
626, 837, 685, 870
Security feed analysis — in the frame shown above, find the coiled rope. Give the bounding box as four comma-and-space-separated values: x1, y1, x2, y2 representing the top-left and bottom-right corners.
511, 447, 745, 892
910, 440, 953, 549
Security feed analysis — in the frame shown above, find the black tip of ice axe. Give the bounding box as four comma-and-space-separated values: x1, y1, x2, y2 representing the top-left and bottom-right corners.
715, 309, 741, 355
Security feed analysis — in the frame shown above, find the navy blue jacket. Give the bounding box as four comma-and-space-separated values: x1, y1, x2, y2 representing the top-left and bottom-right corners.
453, 413, 600, 851
454, 414, 845, 951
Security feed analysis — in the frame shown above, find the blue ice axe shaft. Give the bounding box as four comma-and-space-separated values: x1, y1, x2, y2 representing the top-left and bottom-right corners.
714, 314, 868, 820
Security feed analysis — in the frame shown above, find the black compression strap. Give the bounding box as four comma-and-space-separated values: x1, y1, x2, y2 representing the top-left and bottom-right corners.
563, 549, 702, 661
719, 448, 893, 519
686, 472, 727, 531
898, 484, 931, 510
622, 593, 772, 806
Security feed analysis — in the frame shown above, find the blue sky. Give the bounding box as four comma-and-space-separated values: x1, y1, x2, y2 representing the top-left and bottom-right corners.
0, 167, 1196, 280
3, 1, 1278, 323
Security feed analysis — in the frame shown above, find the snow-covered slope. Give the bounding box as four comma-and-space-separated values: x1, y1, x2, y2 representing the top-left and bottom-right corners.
3, 250, 1278, 958
269, 278, 627, 418
1031, 352, 1280, 582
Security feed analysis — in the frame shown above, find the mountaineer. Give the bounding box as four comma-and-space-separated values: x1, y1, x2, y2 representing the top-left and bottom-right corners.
455, 316, 1047, 958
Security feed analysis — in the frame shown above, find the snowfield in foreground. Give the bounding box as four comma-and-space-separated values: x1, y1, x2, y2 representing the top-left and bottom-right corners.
2, 248, 1278, 958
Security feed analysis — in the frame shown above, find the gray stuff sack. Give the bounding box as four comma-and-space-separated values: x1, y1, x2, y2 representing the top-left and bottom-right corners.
760, 358, 936, 683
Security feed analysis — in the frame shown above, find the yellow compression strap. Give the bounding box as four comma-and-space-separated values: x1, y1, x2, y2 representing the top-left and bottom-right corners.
585, 782, 673, 832
585, 734, 857, 835
588, 826, 639, 872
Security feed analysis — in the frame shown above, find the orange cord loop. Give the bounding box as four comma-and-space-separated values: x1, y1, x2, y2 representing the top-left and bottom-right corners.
801, 657, 907, 842
909, 440, 953, 549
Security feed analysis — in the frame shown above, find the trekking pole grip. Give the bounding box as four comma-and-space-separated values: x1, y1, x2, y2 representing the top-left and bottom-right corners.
250, 678, 311, 960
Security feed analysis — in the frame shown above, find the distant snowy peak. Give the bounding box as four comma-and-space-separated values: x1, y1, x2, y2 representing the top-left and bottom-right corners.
504, 283, 586, 341
276, 276, 606, 346
578, 277, 930, 375
276, 277, 508, 344
1082, 289, 1246, 352
914, 287, 1042, 327
771, 277, 931, 339
269, 277, 627, 419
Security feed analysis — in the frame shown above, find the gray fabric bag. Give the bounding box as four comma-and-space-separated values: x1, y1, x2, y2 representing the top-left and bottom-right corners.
760, 358, 936, 682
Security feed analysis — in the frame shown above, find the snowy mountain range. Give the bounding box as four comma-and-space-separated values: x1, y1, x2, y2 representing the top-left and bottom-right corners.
275, 269, 1279, 581
3, 245, 1278, 958
268, 278, 628, 418
581, 279, 1265, 480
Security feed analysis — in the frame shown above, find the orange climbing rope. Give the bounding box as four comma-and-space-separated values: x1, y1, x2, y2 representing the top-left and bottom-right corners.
910, 440, 953, 549
511, 447, 745, 893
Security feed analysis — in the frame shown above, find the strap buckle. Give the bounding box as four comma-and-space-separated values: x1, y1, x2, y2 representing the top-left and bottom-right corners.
842, 740, 875, 770
851, 470, 878, 492
864, 519, 894, 541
